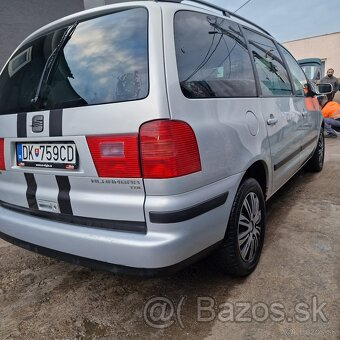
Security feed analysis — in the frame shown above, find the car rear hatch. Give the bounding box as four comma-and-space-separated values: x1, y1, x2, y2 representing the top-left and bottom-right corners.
0, 4, 169, 233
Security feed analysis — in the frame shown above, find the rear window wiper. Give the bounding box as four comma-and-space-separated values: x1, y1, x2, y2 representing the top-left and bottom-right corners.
31, 22, 78, 108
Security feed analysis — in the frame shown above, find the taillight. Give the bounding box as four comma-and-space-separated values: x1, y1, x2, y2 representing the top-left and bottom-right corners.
140, 120, 201, 179
86, 135, 140, 178
0, 138, 4, 170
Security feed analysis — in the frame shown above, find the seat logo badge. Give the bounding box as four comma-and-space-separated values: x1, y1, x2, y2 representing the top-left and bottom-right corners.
31, 115, 44, 133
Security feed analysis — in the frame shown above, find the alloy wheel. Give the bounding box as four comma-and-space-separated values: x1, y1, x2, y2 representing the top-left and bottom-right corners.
238, 192, 262, 262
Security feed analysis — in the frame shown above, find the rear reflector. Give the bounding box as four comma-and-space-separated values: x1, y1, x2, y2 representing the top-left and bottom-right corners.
86, 135, 140, 178
0, 138, 4, 170
140, 120, 201, 179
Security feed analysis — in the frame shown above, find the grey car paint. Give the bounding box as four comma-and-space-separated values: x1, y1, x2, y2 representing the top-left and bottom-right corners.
0, 1, 322, 270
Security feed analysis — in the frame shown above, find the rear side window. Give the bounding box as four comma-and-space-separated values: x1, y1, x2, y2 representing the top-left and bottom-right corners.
244, 29, 292, 96
0, 8, 148, 114
174, 11, 256, 99
279, 45, 307, 96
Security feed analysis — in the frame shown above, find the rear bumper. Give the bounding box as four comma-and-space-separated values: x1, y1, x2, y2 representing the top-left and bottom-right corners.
0, 231, 221, 277
0, 200, 146, 234
0, 173, 243, 272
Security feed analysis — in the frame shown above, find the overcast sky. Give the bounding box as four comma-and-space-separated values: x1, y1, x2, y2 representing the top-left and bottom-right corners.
211, 0, 340, 42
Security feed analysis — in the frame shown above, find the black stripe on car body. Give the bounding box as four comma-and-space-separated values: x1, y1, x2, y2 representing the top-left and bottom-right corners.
0, 200, 146, 234
24, 173, 38, 209
49, 109, 63, 136
149, 192, 229, 224
274, 136, 318, 171
17, 113, 27, 137
56, 175, 73, 215
273, 148, 300, 171
301, 136, 318, 151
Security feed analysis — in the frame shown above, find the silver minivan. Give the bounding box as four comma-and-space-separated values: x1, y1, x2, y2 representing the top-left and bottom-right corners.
0, 0, 330, 277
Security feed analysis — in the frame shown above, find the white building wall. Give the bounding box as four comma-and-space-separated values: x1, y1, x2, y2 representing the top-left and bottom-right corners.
283, 32, 340, 75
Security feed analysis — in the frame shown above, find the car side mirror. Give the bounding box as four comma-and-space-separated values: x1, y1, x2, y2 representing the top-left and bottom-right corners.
316, 83, 333, 95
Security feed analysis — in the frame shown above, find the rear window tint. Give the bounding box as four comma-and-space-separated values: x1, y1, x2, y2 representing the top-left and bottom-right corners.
243, 29, 292, 97
279, 45, 307, 96
0, 8, 149, 114
174, 11, 256, 99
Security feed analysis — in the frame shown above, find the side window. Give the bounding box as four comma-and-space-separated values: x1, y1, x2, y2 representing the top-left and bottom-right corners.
279, 46, 307, 96
244, 29, 292, 96
174, 11, 257, 98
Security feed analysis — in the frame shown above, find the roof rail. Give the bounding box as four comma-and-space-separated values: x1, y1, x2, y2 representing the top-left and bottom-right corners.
156, 0, 272, 37
158, 0, 230, 16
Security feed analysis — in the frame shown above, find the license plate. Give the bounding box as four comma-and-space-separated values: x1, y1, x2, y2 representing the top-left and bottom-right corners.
16, 142, 78, 170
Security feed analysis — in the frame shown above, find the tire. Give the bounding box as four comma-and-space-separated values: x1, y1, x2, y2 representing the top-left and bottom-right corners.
215, 178, 266, 277
306, 127, 325, 172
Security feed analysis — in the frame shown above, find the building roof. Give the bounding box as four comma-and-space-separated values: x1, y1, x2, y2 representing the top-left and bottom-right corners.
284, 31, 340, 44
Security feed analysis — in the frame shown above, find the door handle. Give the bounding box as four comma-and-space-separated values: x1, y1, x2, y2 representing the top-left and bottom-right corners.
267, 117, 278, 126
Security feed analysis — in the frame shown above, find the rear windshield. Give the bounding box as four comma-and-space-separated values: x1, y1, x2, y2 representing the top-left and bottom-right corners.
0, 7, 149, 114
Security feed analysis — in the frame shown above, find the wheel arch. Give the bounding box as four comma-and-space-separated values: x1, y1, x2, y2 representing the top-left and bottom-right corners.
241, 160, 269, 199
